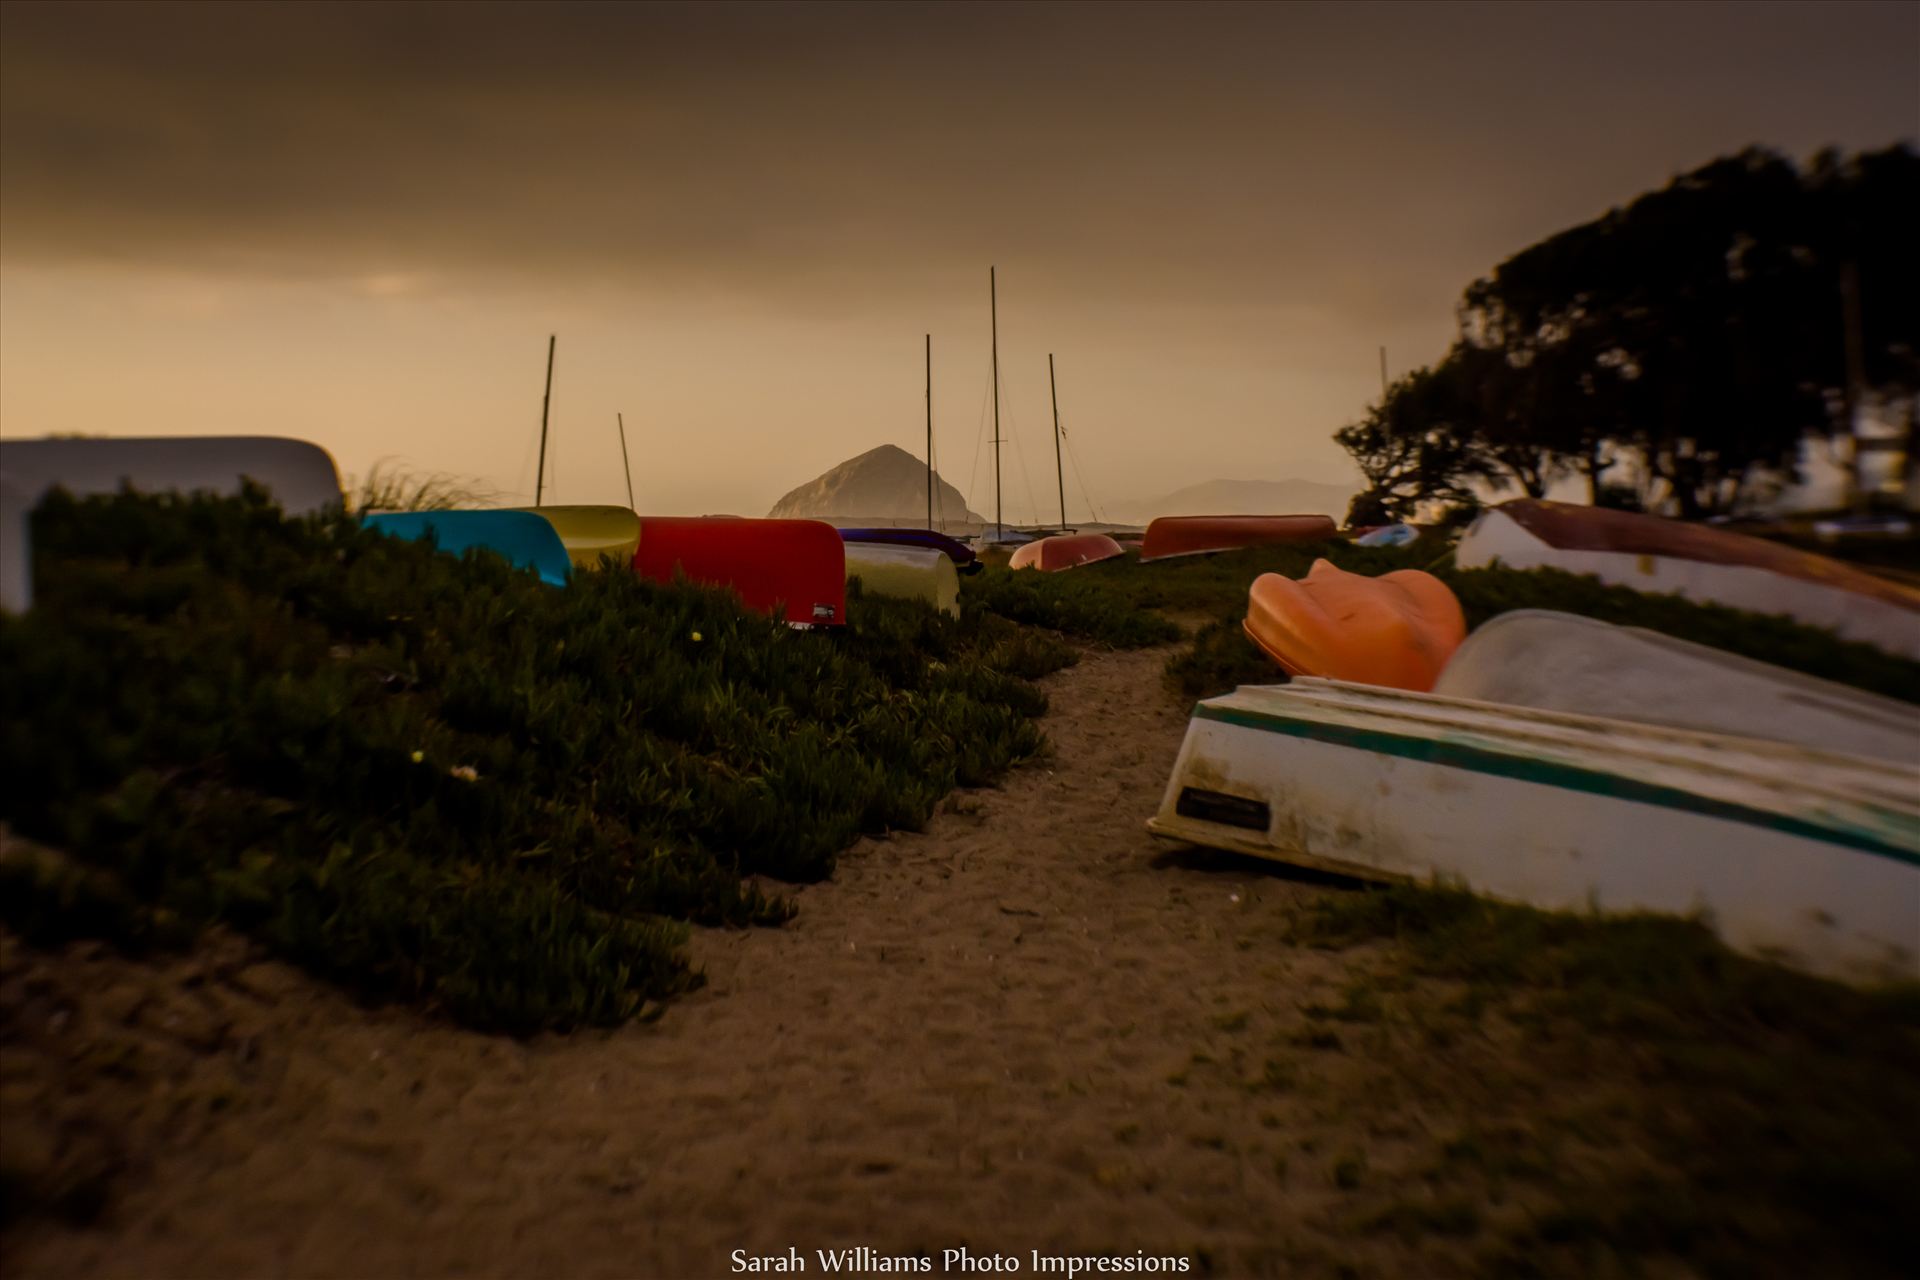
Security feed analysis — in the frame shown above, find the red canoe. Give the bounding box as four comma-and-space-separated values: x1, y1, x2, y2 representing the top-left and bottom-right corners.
1009, 532, 1126, 572
633, 517, 847, 626
1140, 514, 1337, 562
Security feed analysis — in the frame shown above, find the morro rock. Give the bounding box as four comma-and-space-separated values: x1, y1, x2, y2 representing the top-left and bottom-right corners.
768, 444, 983, 524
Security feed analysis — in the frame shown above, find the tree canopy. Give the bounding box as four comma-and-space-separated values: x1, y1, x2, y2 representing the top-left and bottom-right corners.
1337, 144, 1919, 519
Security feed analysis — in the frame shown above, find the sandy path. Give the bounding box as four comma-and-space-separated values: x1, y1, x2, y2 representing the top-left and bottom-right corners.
5, 648, 1505, 1279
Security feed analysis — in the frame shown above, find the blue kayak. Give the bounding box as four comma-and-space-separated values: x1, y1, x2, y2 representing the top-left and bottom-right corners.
365, 511, 573, 586
838, 527, 981, 573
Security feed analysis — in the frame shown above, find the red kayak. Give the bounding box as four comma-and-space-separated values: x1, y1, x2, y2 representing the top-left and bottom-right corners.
1140, 514, 1337, 561
1009, 532, 1126, 572
633, 517, 847, 626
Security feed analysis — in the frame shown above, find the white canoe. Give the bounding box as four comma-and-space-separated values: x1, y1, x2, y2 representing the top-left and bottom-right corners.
0, 435, 344, 613
1433, 610, 1920, 762
844, 542, 960, 617
1456, 501, 1920, 659
1147, 680, 1920, 983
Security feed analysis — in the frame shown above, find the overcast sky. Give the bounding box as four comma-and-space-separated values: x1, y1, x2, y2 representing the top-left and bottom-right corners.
2, 1, 1914, 518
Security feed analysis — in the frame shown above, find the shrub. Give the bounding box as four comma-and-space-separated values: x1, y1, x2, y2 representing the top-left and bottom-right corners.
0, 491, 1073, 1031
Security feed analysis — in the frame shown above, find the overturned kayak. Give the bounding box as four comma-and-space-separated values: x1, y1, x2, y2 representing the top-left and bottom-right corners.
838, 527, 980, 574
1244, 559, 1466, 691
364, 511, 572, 586
1457, 499, 1920, 659
515, 505, 641, 570
1148, 680, 1920, 984
1009, 532, 1125, 572
1140, 514, 1336, 562
1434, 610, 1920, 762
0, 435, 344, 612
845, 542, 959, 617
1354, 523, 1419, 548
634, 516, 846, 626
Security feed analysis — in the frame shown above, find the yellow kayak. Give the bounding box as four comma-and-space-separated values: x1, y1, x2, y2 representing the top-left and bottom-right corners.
514, 505, 641, 570
844, 542, 959, 617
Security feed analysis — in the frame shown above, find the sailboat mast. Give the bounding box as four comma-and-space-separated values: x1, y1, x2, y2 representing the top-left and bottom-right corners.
925, 333, 933, 531
616, 412, 635, 509
1049, 353, 1066, 531
535, 334, 555, 506
990, 267, 1002, 538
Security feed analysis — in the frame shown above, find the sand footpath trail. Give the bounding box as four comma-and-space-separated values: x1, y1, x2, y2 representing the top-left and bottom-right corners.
5, 647, 1561, 1279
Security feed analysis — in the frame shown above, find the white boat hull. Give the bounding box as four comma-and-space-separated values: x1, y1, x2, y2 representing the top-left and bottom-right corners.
1433, 609, 1920, 761
1147, 681, 1920, 984
1456, 508, 1920, 659
0, 435, 343, 613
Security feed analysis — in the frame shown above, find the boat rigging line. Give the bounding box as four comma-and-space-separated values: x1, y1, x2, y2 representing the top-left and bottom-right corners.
534, 334, 556, 507
616, 412, 635, 509
965, 344, 993, 530
1049, 354, 1067, 531
1060, 416, 1105, 525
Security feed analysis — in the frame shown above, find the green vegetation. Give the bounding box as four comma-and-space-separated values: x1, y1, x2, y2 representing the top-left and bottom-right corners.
1294, 883, 1920, 1278
0, 491, 1072, 1032
958, 559, 1183, 648
346, 460, 498, 512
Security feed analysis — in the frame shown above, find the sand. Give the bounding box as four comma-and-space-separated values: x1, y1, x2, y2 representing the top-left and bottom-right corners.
2, 646, 1645, 1279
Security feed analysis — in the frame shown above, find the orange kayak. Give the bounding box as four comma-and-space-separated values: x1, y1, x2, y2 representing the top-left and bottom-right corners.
1009, 532, 1125, 572
1140, 514, 1336, 561
1243, 559, 1466, 691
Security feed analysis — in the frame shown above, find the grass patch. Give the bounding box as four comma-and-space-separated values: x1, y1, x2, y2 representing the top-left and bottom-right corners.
0, 490, 1073, 1034
1295, 882, 1920, 1278
1164, 615, 1274, 699
959, 558, 1184, 649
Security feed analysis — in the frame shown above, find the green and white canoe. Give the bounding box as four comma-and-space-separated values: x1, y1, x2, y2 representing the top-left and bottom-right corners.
1148, 679, 1920, 984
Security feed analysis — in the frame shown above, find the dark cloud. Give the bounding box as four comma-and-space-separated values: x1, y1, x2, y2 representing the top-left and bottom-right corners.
2, 0, 1915, 325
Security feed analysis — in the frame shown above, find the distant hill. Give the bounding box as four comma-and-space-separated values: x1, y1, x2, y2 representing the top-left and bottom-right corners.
769, 444, 984, 523
1105, 477, 1357, 524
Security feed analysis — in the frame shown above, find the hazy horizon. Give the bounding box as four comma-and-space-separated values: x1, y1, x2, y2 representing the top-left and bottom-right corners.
3, 1, 1915, 521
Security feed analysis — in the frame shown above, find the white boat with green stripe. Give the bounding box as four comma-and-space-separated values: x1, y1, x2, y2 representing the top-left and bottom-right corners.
1147, 680, 1920, 984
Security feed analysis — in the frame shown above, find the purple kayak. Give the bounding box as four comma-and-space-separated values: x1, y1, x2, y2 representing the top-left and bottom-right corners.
837, 528, 982, 573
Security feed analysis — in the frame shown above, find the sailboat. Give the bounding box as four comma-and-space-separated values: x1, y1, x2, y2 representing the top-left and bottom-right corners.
968, 268, 1098, 549
978, 267, 1030, 547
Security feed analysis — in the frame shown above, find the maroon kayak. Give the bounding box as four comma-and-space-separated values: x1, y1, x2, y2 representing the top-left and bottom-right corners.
1488, 499, 1920, 610
1140, 514, 1337, 561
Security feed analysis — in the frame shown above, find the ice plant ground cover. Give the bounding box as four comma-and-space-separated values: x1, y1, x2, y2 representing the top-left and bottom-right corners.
0, 491, 1074, 1033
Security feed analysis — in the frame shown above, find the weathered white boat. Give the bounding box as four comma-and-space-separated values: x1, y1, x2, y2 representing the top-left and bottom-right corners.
0, 435, 343, 613
1456, 499, 1920, 659
1433, 610, 1920, 762
1147, 680, 1920, 983
844, 542, 959, 617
